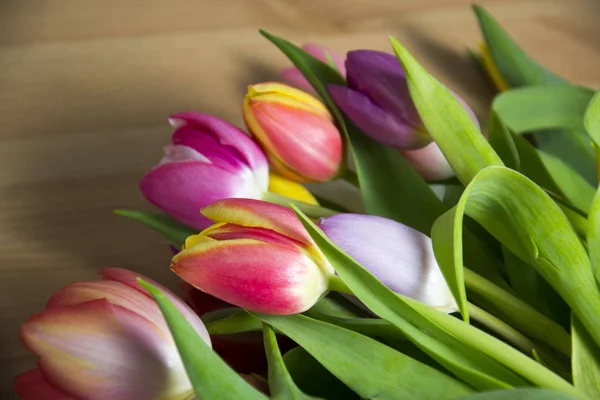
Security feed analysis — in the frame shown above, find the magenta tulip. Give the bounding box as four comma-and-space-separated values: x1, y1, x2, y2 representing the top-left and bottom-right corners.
16, 268, 210, 400
140, 112, 269, 230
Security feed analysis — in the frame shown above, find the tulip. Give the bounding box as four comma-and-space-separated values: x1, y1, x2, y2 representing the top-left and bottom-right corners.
319, 214, 457, 312
328, 50, 481, 180
140, 111, 270, 230
281, 43, 346, 92
243, 82, 343, 183
171, 198, 336, 314
16, 268, 210, 400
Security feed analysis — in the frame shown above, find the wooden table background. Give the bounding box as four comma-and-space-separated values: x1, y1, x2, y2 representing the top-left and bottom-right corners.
1, 0, 599, 397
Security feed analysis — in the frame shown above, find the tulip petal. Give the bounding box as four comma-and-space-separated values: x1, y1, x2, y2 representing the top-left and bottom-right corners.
267, 172, 319, 205
201, 198, 312, 244
202, 224, 306, 251
99, 268, 211, 346
20, 300, 186, 400
14, 369, 77, 400
140, 161, 263, 230
399, 142, 455, 181
281, 67, 314, 93
169, 112, 269, 189
172, 238, 329, 314
319, 214, 457, 311
328, 85, 430, 149
346, 50, 422, 128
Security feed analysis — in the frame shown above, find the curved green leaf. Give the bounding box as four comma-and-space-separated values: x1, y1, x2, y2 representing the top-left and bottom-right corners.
283, 347, 360, 400
114, 210, 195, 248
473, 5, 563, 87
389, 36, 504, 186
293, 208, 536, 392
458, 388, 580, 400
585, 91, 600, 143
487, 110, 520, 170
205, 310, 262, 335
263, 323, 320, 399
138, 280, 266, 400
572, 315, 600, 398
254, 313, 473, 399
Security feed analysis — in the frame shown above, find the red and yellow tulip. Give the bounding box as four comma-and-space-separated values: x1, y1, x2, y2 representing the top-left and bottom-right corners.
171, 198, 335, 315
243, 82, 343, 183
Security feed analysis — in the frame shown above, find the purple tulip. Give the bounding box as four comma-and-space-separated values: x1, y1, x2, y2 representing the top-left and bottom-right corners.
140, 112, 269, 231
319, 213, 457, 312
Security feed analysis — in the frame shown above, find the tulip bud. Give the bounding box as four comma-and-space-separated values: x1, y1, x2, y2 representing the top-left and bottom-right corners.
328, 50, 481, 181
140, 112, 269, 230
16, 268, 210, 400
319, 214, 457, 312
171, 198, 335, 315
282, 43, 346, 93
243, 82, 343, 183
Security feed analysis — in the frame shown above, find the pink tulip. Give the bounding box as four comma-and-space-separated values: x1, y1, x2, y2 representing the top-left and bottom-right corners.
140, 112, 269, 230
16, 268, 210, 400
281, 43, 347, 92
243, 82, 343, 183
171, 198, 335, 314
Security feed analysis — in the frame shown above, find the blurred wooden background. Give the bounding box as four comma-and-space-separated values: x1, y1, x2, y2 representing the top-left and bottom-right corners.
1, 0, 598, 398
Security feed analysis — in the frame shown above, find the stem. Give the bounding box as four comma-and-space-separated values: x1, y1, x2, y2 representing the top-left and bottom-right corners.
261, 192, 339, 218
464, 268, 571, 356
468, 302, 535, 355
340, 169, 360, 187
329, 275, 353, 295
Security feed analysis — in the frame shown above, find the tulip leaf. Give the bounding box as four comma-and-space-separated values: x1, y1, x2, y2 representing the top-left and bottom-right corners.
487, 110, 519, 170
139, 280, 267, 400
283, 347, 360, 400
114, 209, 195, 248
457, 388, 580, 400
205, 310, 262, 335
473, 5, 563, 87
254, 313, 473, 399
293, 208, 537, 391
259, 29, 507, 287
441, 166, 600, 349
572, 315, 600, 398
263, 323, 320, 399
293, 206, 586, 396
389, 36, 504, 186
431, 207, 469, 322
585, 91, 600, 143
587, 185, 600, 286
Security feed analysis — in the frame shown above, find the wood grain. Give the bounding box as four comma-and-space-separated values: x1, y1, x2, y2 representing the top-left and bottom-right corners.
1, 0, 598, 398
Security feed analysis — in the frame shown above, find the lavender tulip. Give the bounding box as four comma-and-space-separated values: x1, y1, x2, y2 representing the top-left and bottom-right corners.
140, 112, 269, 230
319, 213, 457, 312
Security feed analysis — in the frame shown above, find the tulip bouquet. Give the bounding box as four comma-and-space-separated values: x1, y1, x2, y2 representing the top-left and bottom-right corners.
16, 6, 600, 400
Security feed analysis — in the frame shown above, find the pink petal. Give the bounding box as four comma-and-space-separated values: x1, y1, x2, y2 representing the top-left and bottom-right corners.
140, 160, 263, 231
205, 224, 307, 251
14, 369, 78, 400
20, 300, 185, 400
201, 198, 312, 245
399, 142, 455, 181
172, 238, 328, 314
169, 112, 268, 184
100, 268, 211, 346
281, 67, 315, 93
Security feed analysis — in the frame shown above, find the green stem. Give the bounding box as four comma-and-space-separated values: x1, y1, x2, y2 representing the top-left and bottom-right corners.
464, 268, 572, 356
340, 169, 360, 187
329, 275, 353, 295
261, 192, 339, 218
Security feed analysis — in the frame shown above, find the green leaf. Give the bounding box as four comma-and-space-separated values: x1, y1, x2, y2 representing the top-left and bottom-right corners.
442, 166, 600, 349
585, 91, 600, 143
114, 210, 195, 248
588, 186, 600, 284
263, 323, 320, 399
487, 110, 520, 170
572, 315, 600, 398
493, 85, 594, 134
389, 36, 504, 186
431, 207, 469, 321
254, 313, 473, 399
293, 207, 534, 391
473, 5, 563, 87
205, 310, 262, 335
458, 388, 580, 400
283, 347, 360, 400
260, 29, 507, 287
138, 280, 266, 400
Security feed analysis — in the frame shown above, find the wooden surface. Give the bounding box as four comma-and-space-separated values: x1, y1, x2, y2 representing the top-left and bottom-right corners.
1, 0, 599, 397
